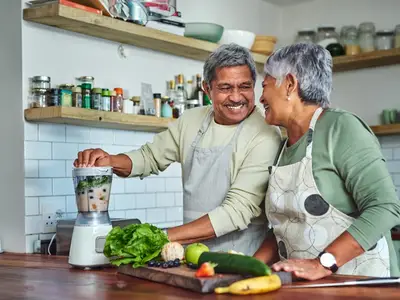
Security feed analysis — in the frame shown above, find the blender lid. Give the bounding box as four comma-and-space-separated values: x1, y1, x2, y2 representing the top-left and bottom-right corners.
72, 166, 113, 177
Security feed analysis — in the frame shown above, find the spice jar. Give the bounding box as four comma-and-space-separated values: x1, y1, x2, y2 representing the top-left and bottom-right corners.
153, 93, 162, 117
59, 84, 73, 107
47, 88, 60, 106
110, 90, 117, 112
32, 76, 51, 89
295, 29, 316, 44
375, 30, 394, 50
131, 96, 141, 115
91, 88, 102, 110
343, 26, 361, 55
72, 86, 82, 108
395, 24, 400, 48
81, 83, 92, 109
101, 89, 111, 111
30, 89, 48, 108
113, 88, 123, 113
358, 22, 375, 53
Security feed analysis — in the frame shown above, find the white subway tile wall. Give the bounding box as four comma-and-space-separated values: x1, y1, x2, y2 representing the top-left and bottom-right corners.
24, 123, 183, 251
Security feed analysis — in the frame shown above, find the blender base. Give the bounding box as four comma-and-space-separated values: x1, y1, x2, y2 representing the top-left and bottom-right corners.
68, 224, 113, 268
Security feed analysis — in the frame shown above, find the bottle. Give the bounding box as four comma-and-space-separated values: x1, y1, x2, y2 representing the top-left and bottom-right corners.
72, 86, 82, 108
175, 74, 187, 116
91, 88, 102, 110
81, 83, 91, 109
101, 89, 111, 111
113, 88, 124, 112
161, 96, 173, 118
186, 79, 193, 100
194, 74, 204, 106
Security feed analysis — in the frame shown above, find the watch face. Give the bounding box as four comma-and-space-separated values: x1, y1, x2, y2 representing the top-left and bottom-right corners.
320, 253, 336, 267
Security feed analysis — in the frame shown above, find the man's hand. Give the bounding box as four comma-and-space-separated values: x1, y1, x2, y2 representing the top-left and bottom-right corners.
272, 258, 332, 281
74, 148, 111, 168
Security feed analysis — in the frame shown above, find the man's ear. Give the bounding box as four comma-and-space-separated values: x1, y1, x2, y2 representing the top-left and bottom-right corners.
202, 81, 211, 97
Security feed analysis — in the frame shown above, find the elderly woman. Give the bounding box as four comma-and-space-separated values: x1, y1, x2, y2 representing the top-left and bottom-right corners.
254, 43, 400, 280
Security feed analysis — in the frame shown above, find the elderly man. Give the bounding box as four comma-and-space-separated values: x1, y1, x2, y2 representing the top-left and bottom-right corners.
74, 43, 281, 255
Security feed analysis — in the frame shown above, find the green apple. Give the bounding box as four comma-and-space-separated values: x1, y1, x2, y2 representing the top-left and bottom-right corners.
185, 243, 209, 265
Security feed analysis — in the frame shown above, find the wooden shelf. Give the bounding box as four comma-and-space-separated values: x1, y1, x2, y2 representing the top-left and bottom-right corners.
22, 3, 268, 71
24, 107, 173, 132
370, 124, 400, 136
333, 48, 400, 72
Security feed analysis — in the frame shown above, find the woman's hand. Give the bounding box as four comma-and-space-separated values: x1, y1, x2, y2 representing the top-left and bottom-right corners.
272, 258, 332, 281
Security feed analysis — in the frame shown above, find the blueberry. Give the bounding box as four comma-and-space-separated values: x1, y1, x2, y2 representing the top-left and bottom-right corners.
147, 260, 155, 267
168, 261, 174, 268
187, 263, 198, 269
173, 260, 181, 267
155, 262, 162, 267
162, 262, 169, 269
174, 258, 181, 263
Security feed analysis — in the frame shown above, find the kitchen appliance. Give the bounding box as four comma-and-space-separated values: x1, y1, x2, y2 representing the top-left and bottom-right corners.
68, 167, 114, 269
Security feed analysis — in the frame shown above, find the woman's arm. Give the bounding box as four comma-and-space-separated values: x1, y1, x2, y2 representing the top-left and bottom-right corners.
253, 230, 280, 265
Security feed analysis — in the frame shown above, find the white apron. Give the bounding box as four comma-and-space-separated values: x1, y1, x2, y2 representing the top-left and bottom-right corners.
265, 107, 390, 276
183, 108, 267, 256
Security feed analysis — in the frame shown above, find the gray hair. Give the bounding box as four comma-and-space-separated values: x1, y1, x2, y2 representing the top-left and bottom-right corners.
203, 43, 257, 87
264, 43, 333, 108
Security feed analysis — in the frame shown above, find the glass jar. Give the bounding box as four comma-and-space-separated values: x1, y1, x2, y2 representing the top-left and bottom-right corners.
375, 30, 394, 50
101, 89, 111, 111
153, 93, 162, 117
161, 96, 172, 118
32, 76, 51, 89
30, 88, 48, 108
343, 26, 361, 55
72, 86, 82, 108
113, 88, 123, 113
316, 26, 339, 47
395, 24, 400, 48
81, 83, 92, 109
295, 29, 316, 44
47, 88, 60, 106
131, 96, 141, 115
91, 88, 102, 110
358, 22, 375, 52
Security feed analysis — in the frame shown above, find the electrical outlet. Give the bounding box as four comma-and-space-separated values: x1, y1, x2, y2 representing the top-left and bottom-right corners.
42, 213, 58, 233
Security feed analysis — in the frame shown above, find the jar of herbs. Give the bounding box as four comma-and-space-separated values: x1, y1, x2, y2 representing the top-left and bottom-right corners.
59, 84, 73, 107
72, 86, 82, 108
101, 89, 111, 111
81, 83, 92, 109
91, 88, 102, 110
358, 22, 376, 52
30, 89, 48, 108
47, 88, 60, 106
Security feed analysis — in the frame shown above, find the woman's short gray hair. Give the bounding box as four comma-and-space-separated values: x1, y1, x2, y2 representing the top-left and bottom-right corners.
203, 43, 257, 88
264, 43, 333, 108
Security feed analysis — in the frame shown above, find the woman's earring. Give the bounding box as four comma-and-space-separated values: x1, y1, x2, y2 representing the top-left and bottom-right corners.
287, 96, 291, 101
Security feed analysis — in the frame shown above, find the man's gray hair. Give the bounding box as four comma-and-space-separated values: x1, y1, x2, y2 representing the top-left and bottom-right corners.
264, 43, 333, 108
203, 43, 257, 87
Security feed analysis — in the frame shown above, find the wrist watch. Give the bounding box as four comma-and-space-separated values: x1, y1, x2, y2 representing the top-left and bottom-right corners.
318, 251, 338, 273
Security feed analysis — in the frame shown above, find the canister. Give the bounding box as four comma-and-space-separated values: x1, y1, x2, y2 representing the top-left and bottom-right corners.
32, 76, 51, 89
91, 88, 102, 110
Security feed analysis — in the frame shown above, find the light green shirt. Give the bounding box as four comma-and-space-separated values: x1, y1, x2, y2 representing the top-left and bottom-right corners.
124, 106, 282, 237
279, 108, 400, 276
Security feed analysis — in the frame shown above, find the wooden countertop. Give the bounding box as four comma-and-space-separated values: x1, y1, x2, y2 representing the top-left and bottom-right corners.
0, 253, 398, 299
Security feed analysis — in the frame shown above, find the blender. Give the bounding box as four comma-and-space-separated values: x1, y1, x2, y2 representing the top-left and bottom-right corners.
68, 167, 113, 269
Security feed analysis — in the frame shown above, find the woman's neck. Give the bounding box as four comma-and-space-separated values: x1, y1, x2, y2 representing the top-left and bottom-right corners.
285, 105, 320, 146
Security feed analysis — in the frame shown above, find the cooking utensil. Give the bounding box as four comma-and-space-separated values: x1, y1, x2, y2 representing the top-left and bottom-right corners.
284, 277, 400, 289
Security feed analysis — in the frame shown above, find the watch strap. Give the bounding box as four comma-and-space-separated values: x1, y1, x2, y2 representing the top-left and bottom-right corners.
318, 251, 338, 273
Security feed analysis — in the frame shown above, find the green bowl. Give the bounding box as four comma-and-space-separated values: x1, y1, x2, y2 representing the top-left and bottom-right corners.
184, 22, 224, 43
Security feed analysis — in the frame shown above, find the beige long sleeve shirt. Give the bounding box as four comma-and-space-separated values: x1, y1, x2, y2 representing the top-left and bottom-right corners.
124, 106, 282, 237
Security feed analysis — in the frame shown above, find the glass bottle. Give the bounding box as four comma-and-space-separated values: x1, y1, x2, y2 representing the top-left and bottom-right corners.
81, 83, 92, 109
113, 88, 123, 113
193, 74, 204, 106
91, 88, 102, 110
72, 86, 82, 108
358, 22, 376, 53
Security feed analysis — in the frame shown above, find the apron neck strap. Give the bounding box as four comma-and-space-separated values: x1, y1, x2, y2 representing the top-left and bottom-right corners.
305, 107, 324, 158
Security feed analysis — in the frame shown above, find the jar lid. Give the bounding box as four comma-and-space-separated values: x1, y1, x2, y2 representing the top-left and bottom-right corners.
298, 29, 316, 35
102, 90, 110, 96
72, 166, 113, 177
161, 96, 170, 102
131, 96, 141, 102
32, 76, 50, 82
93, 88, 102, 94
376, 30, 394, 36
111, 91, 117, 96
114, 88, 123, 95
78, 76, 95, 82
72, 87, 82, 93
59, 84, 74, 89
317, 26, 336, 31
153, 93, 161, 98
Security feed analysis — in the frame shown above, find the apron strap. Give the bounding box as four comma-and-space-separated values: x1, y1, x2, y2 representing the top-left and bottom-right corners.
305, 107, 324, 158
190, 107, 214, 147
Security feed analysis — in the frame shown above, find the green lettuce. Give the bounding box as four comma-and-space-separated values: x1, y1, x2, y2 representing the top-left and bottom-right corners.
103, 223, 169, 268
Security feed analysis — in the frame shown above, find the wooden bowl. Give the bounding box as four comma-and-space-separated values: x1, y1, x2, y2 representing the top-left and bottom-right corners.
251, 35, 277, 55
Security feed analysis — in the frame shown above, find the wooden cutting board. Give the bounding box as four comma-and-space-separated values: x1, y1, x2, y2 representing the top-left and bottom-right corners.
118, 264, 245, 294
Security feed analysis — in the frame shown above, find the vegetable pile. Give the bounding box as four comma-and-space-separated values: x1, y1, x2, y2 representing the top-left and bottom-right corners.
103, 223, 169, 268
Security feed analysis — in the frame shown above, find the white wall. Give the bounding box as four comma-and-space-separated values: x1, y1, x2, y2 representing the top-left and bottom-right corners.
279, 0, 400, 125
21, 0, 281, 252
0, 1, 25, 252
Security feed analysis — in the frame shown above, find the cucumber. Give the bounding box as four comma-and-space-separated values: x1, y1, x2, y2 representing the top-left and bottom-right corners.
198, 252, 271, 276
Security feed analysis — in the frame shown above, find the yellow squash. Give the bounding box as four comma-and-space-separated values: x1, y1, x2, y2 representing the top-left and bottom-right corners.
214, 274, 282, 295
